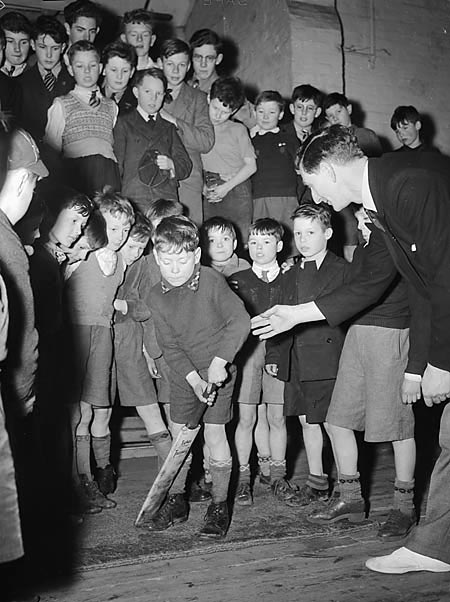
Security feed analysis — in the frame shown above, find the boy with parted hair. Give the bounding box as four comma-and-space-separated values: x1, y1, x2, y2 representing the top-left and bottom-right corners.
230, 218, 287, 505
101, 40, 137, 114
64, 0, 102, 46
147, 216, 250, 538
121, 9, 156, 72
265, 204, 347, 506
289, 84, 323, 143
202, 76, 256, 247
158, 38, 214, 225
0, 11, 32, 78
251, 90, 299, 258
18, 15, 73, 145
390, 105, 438, 153
201, 216, 250, 278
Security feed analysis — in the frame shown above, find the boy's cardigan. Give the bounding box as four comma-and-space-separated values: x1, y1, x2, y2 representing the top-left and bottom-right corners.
228, 268, 283, 317
149, 265, 250, 381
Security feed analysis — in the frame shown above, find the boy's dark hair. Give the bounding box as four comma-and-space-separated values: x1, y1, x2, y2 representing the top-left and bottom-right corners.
153, 215, 199, 253
32, 15, 68, 45
297, 124, 364, 174
130, 211, 153, 242
84, 208, 107, 249
160, 38, 190, 60
0, 12, 32, 36
102, 40, 137, 69
255, 90, 284, 112
292, 203, 332, 230
68, 39, 100, 64
189, 28, 222, 54
122, 9, 154, 32
323, 92, 349, 112
390, 105, 421, 130
145, 198, 184, 222
64, 1, 102, 28
210, 77, 245, 112
291, 84, 323, 107
94, 186, 135, 225
132, 67, 167, 91
37, 183, 93, 218
202, 216, 237, 241
249, 218, 284, 243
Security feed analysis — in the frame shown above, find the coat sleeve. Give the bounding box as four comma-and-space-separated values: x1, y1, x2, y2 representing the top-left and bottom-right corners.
174, 91, 214, 154
170, 125, 193, 181
113, 117, 127, 178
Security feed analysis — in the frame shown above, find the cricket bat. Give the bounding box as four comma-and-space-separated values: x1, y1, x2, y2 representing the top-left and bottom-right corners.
135, 385, 217, 526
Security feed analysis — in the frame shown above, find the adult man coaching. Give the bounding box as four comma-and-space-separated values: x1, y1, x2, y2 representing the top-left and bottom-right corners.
252, 124, 450, 574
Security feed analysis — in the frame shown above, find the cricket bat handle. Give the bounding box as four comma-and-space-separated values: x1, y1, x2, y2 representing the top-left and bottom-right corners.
186, 384, 219, 429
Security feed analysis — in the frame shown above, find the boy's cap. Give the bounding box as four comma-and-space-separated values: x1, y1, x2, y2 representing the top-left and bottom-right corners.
138, 149, 169, 187
8, 129, 49, 178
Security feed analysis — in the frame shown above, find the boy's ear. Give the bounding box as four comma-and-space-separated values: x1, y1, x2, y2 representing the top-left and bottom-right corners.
130, 66, 136, 79
324, 227, 333, 241
233, 239, 237, 251
289, 102, 294, 116
156, 57, 163, 69
215, 53, 223, 66
279, 110, 284, 121
152, 248, 160, 265
120, 32, 126, 43
132, 86, 138, 100
319, 161, 336, 182
64, 22, 71, 37
194, 247, 201, 264
30, 39, 36, 53
150, 34, 156, 48
276, 240, 284, 253
67, 63, 74, 78
415, 120, 422, 131
346, 104, 352, 116
314, 106, 322, 118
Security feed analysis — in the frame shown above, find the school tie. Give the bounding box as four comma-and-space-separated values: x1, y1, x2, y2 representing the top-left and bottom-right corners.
261, 270, 270, 283
43, 69, 56, 93
89, 90, 100, 108
7, 65, 15, 77
165, 89, 174, 104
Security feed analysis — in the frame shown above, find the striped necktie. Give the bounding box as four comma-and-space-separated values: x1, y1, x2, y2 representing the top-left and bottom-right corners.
261, 270, 270, 283
44, 69, 56, 93
89, 90, 100, 108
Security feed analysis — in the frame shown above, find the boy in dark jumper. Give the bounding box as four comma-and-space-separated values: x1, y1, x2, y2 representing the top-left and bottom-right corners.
230, 219, 287, 505
390, 105, 439, 153
265, 204, 347, 506
147, 216, 250, 538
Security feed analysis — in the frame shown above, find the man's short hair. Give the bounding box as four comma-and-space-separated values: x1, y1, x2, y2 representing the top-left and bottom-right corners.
202, 216, 237, 241
297, 124, 365, 174
210, 77, 245, 112
68, 39, 100, 64
102, 40, 137, 69
94, 186, 135, 226
189, 28, 222, 54
122, 9, 154, 33
145, 198, 183, 222
292, 203, 332, 230
0, 12, 32, 37
291, 84, 323, 107
255, 90, 284, 112
32, 15, 68, 45
390, 105, 421, 130
130, 211, 153, 242
132, 67, 167, 91
153, 215, 199, 253
64, 1, 102, 28
248, 218, 284, 243
159, 38, 190, 60
323, 92, 349, 112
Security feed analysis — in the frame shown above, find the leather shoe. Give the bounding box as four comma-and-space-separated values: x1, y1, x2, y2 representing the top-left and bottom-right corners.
365, 547, 450, 574
200, 501, 229, 538
308, 497, 366, 524
377, 509, 416, 540
145, 493, 189, 531
189, 480, 212, 503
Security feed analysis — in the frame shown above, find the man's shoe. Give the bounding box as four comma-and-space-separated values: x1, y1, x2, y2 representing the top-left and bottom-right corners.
189, 480, 212, 503
79, 474, 117, 509
365, 547, 450, 574
307, 497, 365, 524
96, 464, 117, 495
146, 493, 189, 531
271, 477, 295, 501
199, 501, 230, 538
236, 482, 253, 506
377, 508, 417, 540
286, 483, 329, 507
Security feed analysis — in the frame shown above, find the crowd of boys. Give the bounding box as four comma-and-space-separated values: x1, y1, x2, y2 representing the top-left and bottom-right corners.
0, 1, 447, 598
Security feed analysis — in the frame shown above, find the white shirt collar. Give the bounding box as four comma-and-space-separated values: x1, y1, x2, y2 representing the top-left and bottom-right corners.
137, 105, 158, 122
252, 262, 280, 282
37, 62, 61, 80
361, 158, 377, 212
250, 124, 280, 138
1, 60, 26, 77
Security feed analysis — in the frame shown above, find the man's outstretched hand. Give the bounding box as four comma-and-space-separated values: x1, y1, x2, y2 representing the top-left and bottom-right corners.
251, 305, 300, 339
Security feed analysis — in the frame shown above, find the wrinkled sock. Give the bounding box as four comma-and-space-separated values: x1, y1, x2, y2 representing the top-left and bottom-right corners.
270, 459, 286, 481
203, 457, 212, 484
258, 455, 271, 478
306, 472, 329, 492
338, 472, 362, 502
149, 430, 172, 468
393, 478, 415, 515
169, 453, 192, 495
92, 434, 111, 470
76, 434, 92, 479
210, 457, 232, 503
238, 463, 251, 485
